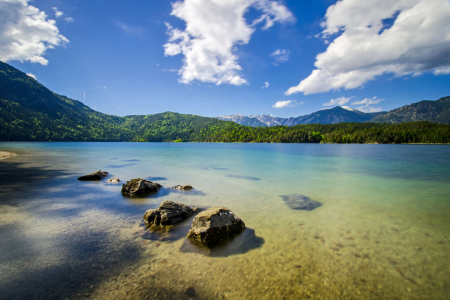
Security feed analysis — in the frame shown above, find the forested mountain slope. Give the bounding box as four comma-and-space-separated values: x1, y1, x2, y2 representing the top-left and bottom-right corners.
0, 61, 449, 144
371, 96, 450, 124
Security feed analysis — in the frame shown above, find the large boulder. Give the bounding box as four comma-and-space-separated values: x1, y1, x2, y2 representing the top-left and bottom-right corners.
187, 207, 245, 247
121, 178, 161, 196
143, 201, 198, 227
77, 170, 108, 181
280, 194, 322, 211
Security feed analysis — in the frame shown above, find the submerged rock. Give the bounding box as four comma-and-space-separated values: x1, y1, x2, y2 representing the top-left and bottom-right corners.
143, 201, 198, 227
121, 178, 161, 196
106, 177, 120, 184
171, 185, 193, 191
281, 194, 322, 211
77, 170, 108, 181
187, 207, 245, 247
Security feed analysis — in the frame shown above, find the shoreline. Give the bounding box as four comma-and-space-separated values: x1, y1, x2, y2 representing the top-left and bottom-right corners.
0, 151, 16, 160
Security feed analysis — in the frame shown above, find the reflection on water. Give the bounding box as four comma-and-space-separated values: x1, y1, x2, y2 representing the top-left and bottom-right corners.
0, 142, 450, 299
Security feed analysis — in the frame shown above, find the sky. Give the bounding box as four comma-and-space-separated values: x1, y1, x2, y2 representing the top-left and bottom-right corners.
1, 0, 450, 118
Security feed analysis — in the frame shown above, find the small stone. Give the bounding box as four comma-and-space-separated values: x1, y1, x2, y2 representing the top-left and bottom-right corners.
78, 170, 108, 181
185, 287, 196, 297
171, 185, 193, 190
107, 177, 120, 184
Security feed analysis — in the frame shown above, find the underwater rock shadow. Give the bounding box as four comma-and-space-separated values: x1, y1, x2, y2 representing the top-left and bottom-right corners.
180, 227, 264, 257
226, 174, 261, 181
147, 176, 168, 181
169, 188, 206, 196
104, 163, 136, 169
281, 194, 322, 211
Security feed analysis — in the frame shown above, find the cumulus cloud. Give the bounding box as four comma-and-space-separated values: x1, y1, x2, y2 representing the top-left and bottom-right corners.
0, 0, 69, 65
286, 0, 450, 95
164, 0, 294, 86
65, 17, 74, 23
323, 96, 351, 106
52, 7, 63, 18
26, 72, 36, 80
261, 81, 270, 89
270, 49, 290, 66
351, 97, 384, 112
272, 100, 300, 108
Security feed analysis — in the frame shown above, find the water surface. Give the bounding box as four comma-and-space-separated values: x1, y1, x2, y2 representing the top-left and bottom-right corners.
0, 142, 449, 299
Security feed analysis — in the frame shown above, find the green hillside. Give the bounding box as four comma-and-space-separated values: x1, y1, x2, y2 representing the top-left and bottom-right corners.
371, 96, 450, 124
0, 61, 449, 144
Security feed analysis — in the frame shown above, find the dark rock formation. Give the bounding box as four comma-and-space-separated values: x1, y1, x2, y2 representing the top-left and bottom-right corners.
121, 178, 161, 196
187, 207, 245, 247
171, 185, 193, 190
143, 201, 198, 227
106, 177, 120, 184
281, 194, 322, 211
77, 170, 108, 181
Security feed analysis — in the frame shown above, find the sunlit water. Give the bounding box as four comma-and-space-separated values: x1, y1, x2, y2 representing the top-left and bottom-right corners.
1, 142, 449, 299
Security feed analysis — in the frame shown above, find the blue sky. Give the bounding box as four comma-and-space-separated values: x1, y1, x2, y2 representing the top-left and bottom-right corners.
2, 0, 450, 118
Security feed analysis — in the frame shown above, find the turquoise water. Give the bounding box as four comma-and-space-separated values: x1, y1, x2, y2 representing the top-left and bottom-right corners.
0, 142, 449, 299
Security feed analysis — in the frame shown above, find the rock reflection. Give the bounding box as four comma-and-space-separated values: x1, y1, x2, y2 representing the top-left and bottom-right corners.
180, 228, 264, 257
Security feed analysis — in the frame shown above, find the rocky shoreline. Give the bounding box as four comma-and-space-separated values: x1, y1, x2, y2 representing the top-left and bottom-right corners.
0, 151, 16, 160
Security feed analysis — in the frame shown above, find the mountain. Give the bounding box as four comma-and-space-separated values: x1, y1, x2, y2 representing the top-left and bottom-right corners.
370, 96, 450, 124
0, 61, 448, 144
0, 61, 226, 141
216, 114, 267, 127
220, 107, 385, 127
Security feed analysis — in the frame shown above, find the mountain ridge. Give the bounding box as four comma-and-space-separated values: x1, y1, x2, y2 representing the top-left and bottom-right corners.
0, 61, 449, 144
218, 107, 386, 126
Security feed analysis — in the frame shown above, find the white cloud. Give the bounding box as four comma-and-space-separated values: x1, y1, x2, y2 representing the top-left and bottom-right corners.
26, 72, 36, 80
52, 7, 63, 18
64, 17, 74, 23
272, 100, 301, 108
356, 106, 383, 113
323, 96, 351, 106
351, 97, 383, 106
164, 0, 294, 86
286, 0, 450, 95
270, 49, 290, 65
0, 0, 69, 65
116, 22, 144, 36
351, 97, 384, 112
261, 81, 270, 89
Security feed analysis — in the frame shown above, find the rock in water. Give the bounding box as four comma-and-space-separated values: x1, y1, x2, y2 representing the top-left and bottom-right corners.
171, 185, 193, 190
106, 177, 120, 184
281, 194, 322, 211
143, 201, 198, 226
187, 207, 245, 247
77, 170, 108, 181
121, 178, 161, 196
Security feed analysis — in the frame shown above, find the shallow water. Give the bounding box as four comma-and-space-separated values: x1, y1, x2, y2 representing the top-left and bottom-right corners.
0, 142, 450, 299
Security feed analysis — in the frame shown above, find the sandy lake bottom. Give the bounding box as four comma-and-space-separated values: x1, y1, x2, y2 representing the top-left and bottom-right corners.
0, 142, 449, 299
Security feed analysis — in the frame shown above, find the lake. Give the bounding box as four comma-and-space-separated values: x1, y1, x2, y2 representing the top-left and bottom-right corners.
1, 142, 449, 299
